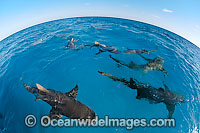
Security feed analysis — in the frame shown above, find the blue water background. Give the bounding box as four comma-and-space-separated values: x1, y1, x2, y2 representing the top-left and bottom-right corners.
0, 17, 200, 133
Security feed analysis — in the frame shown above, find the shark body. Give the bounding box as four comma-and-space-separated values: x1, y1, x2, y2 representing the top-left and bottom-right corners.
83, 41, 119, 55
124, 48, 156, 55
109, 54, 168, 75
98, 71, 184, 118
24, 83, 96, 121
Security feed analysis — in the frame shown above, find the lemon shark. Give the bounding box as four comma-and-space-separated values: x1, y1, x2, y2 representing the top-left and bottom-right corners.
83, 41, 119, 55
109, 54, 168, 75
23, 82, 96, 122
98, 71, 185, 118
124, 48, 156, 55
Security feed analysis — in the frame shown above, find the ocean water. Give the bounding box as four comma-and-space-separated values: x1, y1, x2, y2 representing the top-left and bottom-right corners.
0, 17, 200, 133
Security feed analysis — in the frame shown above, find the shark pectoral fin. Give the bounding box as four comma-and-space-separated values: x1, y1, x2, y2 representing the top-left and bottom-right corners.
36, 83, 49, 93
166, 104, 175, 118
162, 68, 168, 75
129, 78, 134, 84
66, 85, 79, 100
128, 78, 138, 89
136, 90, 142, 99
35, 95, 42, 101
35, 98, 40, 101
48, 108, 62, 121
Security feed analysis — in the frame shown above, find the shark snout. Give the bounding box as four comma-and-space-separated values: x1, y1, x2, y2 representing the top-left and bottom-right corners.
175, 95, 185, 103
179, 96, 185, 102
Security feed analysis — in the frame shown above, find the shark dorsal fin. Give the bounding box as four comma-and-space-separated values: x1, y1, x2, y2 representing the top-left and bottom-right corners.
66, 85, 78, 100
158, 87, 165, 92
36, 83, 49, 93
130, 78, 134, 84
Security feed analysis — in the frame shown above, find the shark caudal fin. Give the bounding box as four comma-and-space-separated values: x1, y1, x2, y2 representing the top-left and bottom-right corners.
21, 77, 39, 94
20, 77, 24, 84
66, 85, 79, 100
149, 50, 157, 54
98, 71, 113, 77
98, 71, 104, 75
20, 77, 28, 88
36, 83, 49, 93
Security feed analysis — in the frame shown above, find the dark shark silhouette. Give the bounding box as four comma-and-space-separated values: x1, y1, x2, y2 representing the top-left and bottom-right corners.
23, 82, 96, 122
98, 71, 185, 118
109, 54, 168, 75
83, 41, 119, 55
124, 48, 156, 55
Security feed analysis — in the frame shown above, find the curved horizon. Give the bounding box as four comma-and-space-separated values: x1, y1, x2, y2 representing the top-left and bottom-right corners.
0, 0, 199, 48
1, 16, 198, 48
0, 16, 199, 133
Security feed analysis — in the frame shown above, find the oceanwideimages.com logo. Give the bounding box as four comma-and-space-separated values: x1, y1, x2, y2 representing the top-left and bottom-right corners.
25, 115, 176, 130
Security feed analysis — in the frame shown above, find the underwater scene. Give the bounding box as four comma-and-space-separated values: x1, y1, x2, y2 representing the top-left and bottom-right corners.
0, 17, 200, 133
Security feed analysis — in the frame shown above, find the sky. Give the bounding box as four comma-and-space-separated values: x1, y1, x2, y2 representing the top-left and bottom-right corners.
0, 0, 200, 47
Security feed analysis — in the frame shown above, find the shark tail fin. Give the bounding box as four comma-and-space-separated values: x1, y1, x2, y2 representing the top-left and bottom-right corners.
98, 71, 112, 77
21, 78, 39, 94
20, 77, 26, 87
20, 77, 34, 93
150, 50, 157, 53
98, 71, 104, 75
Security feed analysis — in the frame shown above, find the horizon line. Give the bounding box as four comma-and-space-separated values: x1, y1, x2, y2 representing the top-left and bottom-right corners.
0, 15, 199, 48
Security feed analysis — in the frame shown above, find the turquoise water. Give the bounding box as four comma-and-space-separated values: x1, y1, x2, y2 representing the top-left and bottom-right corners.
0, 17, 200, 133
